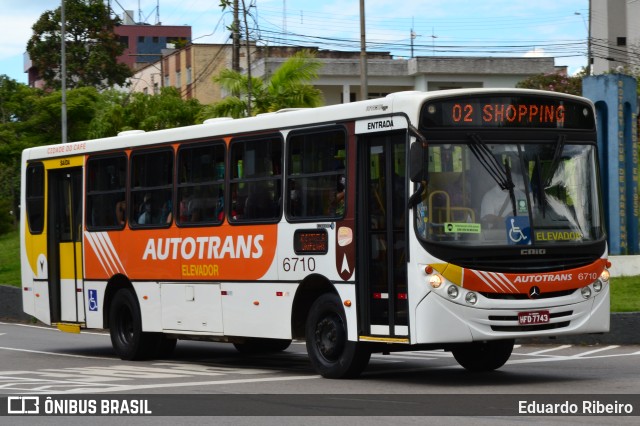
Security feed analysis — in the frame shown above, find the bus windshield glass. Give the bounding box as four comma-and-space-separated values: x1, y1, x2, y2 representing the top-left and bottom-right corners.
415, 141, 603, 247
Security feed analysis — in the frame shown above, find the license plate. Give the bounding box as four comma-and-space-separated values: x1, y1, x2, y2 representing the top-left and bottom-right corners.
518, 310, 550, 325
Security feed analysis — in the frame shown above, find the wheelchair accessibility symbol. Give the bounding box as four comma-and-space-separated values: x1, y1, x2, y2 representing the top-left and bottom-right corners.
506, 216, 531, 245
88, 289, 98, 311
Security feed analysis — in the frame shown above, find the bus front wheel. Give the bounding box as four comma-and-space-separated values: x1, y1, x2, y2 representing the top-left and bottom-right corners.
451, 339, 515, 372
109, 288, 158, 360
305, 293, 370, 379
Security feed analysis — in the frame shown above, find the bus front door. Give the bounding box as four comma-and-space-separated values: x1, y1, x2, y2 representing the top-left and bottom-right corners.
47, 168, 83, 324
358, 131, 409, 339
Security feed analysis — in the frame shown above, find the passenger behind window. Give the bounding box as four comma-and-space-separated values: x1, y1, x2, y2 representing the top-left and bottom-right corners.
244, 183, 276, 219
115, 199, 126, 225
138, 193, 153, 224
161, 199, 172, 223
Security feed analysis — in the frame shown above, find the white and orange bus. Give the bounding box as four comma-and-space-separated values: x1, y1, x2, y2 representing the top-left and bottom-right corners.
20, 89, 610, 378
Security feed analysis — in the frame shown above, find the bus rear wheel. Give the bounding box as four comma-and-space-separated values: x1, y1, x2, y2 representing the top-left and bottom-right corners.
305, 293, 370, 379
451, 339, 514, 372
109, 288, 158, 360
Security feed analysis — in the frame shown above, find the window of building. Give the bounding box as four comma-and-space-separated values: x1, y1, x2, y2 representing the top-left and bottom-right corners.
617, 37, 626, 46
138, 36, 145, 43
176, 71, 181, 89
25, 162, 45, 234
177, 142, 225, 226
130, 149, 173, 227
286, 128, 347, 220
186, 67, 192, 85
230, 136, 283, 223
153, 36, 159, 43
86, 155, 127, 229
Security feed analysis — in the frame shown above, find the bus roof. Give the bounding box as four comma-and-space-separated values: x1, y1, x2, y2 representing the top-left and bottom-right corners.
22, 88, 592, 162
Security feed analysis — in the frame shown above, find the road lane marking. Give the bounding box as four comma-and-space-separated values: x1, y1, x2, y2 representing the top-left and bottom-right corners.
0, 346, 112, 360
524, 345, 572, 356
4, 375, 321, 394
573, 345, 619, 357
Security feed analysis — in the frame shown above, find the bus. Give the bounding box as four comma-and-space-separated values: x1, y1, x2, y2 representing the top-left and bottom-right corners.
20, 89, 610, 378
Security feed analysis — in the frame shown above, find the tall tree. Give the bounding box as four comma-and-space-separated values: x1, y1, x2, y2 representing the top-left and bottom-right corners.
88, 87, 203, 139
201, 50, 324, 119
26, 0, 131, 90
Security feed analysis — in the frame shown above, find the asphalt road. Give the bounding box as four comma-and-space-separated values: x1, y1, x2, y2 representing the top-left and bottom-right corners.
1, 321, 639, 425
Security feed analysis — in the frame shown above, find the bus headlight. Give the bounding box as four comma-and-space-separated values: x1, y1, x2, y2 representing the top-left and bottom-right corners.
600, 268, 610, 283
465, 292, 478, 305
429, 274, 443, 289
593, 280, 603, 293
581, 286, 592, 299
447, 285, 459, 299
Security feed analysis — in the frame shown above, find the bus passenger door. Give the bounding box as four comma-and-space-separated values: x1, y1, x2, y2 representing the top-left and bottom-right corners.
357, 131, 409, 338
47, 168, 83, 324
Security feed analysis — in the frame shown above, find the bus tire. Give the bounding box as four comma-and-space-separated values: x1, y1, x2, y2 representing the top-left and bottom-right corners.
451, 339, 515, 372
305, 293, 370, 379
233, 338, 292, 354
109, 288, 156, 360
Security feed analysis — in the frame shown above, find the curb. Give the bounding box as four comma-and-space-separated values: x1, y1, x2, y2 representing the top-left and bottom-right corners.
1, 284, 638, 345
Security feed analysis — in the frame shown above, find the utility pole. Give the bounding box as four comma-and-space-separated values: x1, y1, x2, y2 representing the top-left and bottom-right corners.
232, 0, 240, 72
241, 0, 252, 116
359, 0, 368, 101
587, 0, 592, 75
61, 0, 68, 144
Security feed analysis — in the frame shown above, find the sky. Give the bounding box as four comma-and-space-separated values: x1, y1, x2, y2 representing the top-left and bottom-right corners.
0, 0, 590, 84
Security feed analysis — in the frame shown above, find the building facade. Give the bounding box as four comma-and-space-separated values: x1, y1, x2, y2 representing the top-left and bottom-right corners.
115, 10, 192, 71
130, 45, 560, 106
591, 0, 640, 75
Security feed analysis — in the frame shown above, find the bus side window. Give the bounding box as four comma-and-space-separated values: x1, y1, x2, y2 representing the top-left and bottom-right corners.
86, 155, 127, 230
130, 149, 173, 228
230, 135, 282, 223
286, 127, 346, 221
176, 141, 225, 226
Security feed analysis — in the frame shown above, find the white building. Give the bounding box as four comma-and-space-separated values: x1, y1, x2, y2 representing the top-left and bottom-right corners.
591, 0, 640, 74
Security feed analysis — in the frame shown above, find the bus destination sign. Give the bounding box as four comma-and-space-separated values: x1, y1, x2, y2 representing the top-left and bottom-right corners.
421, 95, 595, 129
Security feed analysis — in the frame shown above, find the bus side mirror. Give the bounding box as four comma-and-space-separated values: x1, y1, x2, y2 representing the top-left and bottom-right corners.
409, 140, 426, 183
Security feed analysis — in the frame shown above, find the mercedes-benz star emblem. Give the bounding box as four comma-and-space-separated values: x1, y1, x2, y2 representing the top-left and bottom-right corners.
528, 286, 541, 299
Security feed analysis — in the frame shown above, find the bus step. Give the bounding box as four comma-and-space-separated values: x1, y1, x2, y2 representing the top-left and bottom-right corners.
54, 323, 84, 334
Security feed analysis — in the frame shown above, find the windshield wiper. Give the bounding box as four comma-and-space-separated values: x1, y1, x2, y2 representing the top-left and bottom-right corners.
504, 158, 517, 216
543, 134, 566, 188
467, 133, 513, 191
468, 133, 520, 216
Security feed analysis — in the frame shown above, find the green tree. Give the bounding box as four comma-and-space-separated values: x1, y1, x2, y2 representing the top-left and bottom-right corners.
26, 0, 131, 90
0, 75, 45, 230
201, 50, 324, 119
89, 87, 203, 138
0, 81, 101, 226
516, 70, 585, 96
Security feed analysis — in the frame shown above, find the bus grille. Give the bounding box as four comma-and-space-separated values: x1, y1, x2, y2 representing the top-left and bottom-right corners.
480, 289, 576, 300
488, 311, 573, 332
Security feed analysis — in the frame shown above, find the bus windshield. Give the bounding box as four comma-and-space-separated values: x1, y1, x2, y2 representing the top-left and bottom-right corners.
416, 140, 603, 247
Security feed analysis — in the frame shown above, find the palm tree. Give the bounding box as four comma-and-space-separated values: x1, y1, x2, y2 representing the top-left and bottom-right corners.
201, 50, 324, 119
